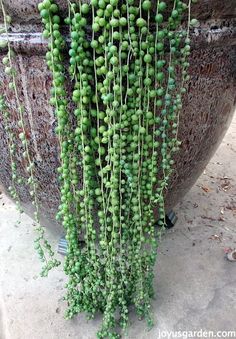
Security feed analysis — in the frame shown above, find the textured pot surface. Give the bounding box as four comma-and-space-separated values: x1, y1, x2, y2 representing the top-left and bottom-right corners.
0, 1, 236, 231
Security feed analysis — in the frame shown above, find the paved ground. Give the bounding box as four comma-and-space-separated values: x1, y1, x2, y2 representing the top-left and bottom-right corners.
0, 114, 235, 339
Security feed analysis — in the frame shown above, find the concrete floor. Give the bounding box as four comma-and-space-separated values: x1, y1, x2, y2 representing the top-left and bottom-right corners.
0, 114, 235, 339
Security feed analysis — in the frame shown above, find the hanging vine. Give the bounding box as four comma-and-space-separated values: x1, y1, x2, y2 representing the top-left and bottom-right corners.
0, 0, 60, 276
1, 0, 198, 337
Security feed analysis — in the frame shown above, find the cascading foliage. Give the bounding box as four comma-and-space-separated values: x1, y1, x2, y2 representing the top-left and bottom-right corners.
0, 0, 198, 337
0, 0, 60, 276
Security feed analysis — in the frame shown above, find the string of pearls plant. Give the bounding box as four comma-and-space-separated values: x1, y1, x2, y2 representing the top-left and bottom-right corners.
0, 0, 60, 276
1, 0, 198, 337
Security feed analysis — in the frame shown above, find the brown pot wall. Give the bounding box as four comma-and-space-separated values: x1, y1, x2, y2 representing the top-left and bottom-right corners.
0, 1, 236, 231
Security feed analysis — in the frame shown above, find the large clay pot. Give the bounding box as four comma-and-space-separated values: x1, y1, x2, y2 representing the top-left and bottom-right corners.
0, 1, 236, 231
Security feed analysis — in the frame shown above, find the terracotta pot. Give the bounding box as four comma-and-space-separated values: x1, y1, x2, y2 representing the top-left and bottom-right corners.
0, 1, 236, 231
